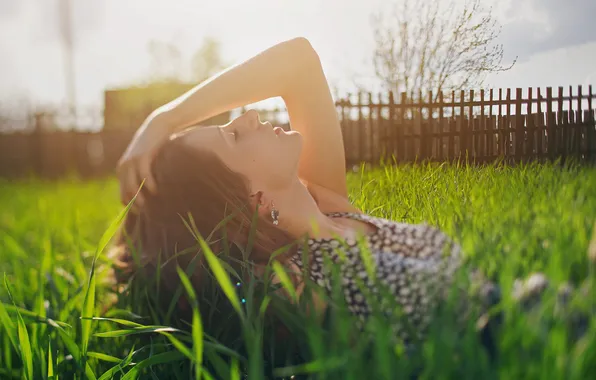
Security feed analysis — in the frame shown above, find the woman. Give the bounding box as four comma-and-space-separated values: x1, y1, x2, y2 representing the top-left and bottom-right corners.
113, 38, 588, 349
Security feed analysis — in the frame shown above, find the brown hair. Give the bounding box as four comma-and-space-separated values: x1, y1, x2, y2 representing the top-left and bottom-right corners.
111, 133, 300, 296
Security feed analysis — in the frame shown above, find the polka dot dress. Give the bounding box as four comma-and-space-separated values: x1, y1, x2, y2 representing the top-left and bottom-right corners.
289, 212, 463, 342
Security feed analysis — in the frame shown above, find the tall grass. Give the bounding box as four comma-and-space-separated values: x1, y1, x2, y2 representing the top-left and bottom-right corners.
0, 161, 595, 379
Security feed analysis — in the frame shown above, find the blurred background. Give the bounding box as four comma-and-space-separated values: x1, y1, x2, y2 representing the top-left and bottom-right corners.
0, 0, 595, 178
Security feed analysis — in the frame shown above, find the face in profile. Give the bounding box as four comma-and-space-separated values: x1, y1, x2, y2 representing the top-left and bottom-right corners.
179, 109, 303, 193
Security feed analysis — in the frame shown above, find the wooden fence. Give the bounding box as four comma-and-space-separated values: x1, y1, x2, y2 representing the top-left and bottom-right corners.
0, 86, 594, 179
337, 85, 596, 167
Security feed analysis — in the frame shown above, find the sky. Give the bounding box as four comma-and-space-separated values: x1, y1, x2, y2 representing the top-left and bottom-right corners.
0, 0, 594, 112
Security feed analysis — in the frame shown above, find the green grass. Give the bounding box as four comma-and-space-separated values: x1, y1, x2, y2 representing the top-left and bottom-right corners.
1, 161, 595, 379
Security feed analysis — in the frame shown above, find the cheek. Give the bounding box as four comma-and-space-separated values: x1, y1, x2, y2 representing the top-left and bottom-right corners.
241, 139, 284, 178
251, 144, 276, 165
240, 150, 273, 180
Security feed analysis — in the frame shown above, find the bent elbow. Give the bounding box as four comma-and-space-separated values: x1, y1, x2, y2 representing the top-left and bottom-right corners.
286, 37, 321, 66
288, 37, 314, 52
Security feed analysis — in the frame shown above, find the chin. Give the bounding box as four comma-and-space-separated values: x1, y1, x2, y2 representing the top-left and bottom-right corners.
291, 133, 303, 154
288, 130, 303, 144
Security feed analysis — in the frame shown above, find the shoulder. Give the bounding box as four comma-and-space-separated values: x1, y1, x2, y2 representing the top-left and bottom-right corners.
303, 179, 362, 214
353, 214, 462, 256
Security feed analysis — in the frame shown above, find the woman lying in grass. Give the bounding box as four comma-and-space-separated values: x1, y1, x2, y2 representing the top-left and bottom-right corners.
112, 37, 590, 355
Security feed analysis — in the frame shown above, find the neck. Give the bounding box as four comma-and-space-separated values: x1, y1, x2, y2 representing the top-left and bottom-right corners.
274, 177, 344, 240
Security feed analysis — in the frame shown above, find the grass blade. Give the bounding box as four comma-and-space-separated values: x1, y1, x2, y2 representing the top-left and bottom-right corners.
81, 191, 135, 358
230, 358, 240, 380
120, 351, 186, 380
85, 317, 145, 328
176, 266, 197, 302
204, 350, 232, 380
196, 234, 243, 316
3, 304, 71, 328
15, 308, 34, 380
80, 266, 96, 358
87, 352, 123, 363
94, 326, 183, 338
97, 344, 136, 380
47, 340, 54, 380
176, 267, 204, 378
47, 319, 97, 380
0, 301, 18, 351
102, 309, 144, 320
271, 261, 298, 302
273, 356, 349, 377
161, 332, 194, 361
94, 193, 136, 263
4, 275, 33, 380
2, 331, 14, 376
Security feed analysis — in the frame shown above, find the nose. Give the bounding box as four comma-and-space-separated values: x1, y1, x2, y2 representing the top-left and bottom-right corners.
244, 109, 260, 124
239, 109, 261, 131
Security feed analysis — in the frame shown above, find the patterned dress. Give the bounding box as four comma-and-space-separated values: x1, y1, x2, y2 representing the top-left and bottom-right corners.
289, 212, 463, 342
288, 212, 592, 348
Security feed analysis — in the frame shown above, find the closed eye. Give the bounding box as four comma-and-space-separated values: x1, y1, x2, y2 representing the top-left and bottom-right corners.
221, 126, 239, 142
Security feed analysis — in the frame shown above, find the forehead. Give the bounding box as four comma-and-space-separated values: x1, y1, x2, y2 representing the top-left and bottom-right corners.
177, 126, 228, 152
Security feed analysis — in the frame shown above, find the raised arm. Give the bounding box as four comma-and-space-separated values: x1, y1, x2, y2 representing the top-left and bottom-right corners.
118, 37, 347, 206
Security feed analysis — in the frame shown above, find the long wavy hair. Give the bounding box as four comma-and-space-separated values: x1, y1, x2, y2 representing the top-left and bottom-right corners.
110, 132, 302, 305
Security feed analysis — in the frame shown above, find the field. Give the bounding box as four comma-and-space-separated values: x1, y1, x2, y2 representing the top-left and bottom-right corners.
1, 162, 595, 379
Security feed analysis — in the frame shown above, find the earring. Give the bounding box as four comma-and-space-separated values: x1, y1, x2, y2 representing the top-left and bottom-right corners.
270, 203, 279, 225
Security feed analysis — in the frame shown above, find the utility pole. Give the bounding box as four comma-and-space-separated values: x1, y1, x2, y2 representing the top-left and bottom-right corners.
59, 0, 76, 117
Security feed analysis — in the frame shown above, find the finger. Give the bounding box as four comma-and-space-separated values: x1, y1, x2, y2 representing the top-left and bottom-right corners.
117, 161, 132, 204
122, 167, 140, 206
119, 178, 132, 205
120, 190, 129, 206
130, 194, 144, 214
139, 158, 157, 194
135, 193, 145, 209
130, 180, 148, 213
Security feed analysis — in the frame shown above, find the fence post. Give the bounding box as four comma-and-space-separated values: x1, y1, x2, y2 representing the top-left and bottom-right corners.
368, 92, 374, 163
33, 113, 44, 177
377, 92, 385, 162
558, 87, 565, 159
589, 85, 595, 163
479, 89, 485, 162
438, 91, 444, 160
564, 86, 571, 157
339, 98, 349, 167
469, 89, 475, 161
345, 94, 354, 166
515, 88, 524, 161
536, 88, 544, 160
577, 85, 583, 161
388, 91, 395, 161
546, 87, 555, 160
428, 90, 435, 160
399, 92, 406, 162
488, 89, 494, 159
527, 87, 535, 160
449, 91, 455, 160
572, 87, 577, 156
459, 90, 466, 161
358, 93, 365, 164
418, 90, 426, 161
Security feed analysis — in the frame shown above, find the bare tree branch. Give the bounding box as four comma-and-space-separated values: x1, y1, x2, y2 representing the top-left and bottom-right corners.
371, 0, 517, 99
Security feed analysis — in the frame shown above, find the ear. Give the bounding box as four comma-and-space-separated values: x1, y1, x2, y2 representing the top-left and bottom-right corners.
248, 190, 274, 220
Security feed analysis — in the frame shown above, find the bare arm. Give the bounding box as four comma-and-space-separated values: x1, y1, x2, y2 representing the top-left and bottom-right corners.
153, 37, 313, 131
118, 37, 347, 205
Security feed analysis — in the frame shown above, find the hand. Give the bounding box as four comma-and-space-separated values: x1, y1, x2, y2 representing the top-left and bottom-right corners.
116, 114, 171, 209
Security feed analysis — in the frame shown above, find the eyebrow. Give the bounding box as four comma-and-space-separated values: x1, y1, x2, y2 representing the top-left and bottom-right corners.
218, 126, 231, 145
218, 126, 226, 141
